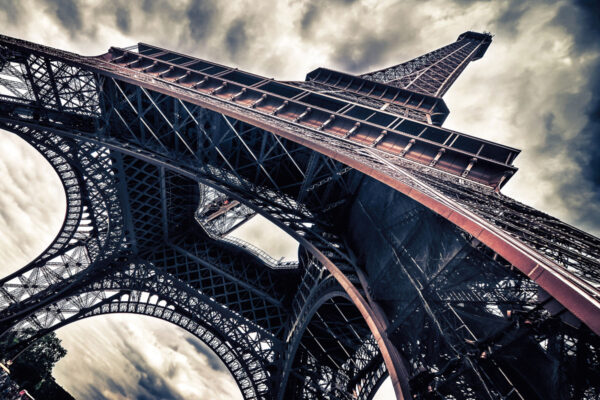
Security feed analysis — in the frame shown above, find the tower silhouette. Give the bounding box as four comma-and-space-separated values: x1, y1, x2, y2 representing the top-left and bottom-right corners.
0, 31, 598, 399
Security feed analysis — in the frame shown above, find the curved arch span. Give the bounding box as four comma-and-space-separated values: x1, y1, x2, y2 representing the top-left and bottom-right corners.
52, 313, 244, 400
9, 288, 272, 400
0, 130, 77, 283
279, 279, 388, 400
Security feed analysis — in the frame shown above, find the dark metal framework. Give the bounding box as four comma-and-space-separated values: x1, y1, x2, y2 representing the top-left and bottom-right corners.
0, 31, 598, 399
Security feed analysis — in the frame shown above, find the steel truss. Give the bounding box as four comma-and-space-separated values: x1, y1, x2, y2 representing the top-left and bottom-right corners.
0, 32, 598, 400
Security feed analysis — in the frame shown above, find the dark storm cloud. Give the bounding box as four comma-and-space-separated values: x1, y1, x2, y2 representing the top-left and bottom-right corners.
225, 19, 248, 60
105, 377, 127, 397
185, 337, 226, 371
137, 370, 183, 400
495, 1, 530, 36
530, 0, 600, 231
123, 341, 185, 400
115, 6, 132, 33
138, 0, 186, 19
84, 385, 108, 399
334, 34, 397, 73
553, 0, 600, 53
0, 0, 23, 23
568, 73, 600, 229
583, 91, 600, 183
186, 0, 218, 41
300, 0, 360, 37
298, 1, 417, 73
141, 0, 163, 14
300, 3, 319, 34
46, 0, 82, 33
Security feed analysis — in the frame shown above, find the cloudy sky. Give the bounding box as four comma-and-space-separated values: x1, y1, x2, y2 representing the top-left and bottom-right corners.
0, 0, 599, 399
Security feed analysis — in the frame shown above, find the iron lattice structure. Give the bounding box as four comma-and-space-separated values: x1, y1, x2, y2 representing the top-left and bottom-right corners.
0, 31, 599, 400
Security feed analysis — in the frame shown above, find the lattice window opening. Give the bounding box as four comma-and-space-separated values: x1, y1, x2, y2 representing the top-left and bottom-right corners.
340, 335, 380, 372
47, 59, 100, 114
0, 66, 25, 85
0, 61, 32, 99
194, 182, 300, 266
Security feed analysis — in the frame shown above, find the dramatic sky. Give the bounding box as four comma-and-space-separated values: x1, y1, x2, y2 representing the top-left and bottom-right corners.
1, 0, 599, 399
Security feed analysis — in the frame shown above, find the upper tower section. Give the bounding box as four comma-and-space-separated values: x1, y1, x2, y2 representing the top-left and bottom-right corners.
360, 31, 492, 97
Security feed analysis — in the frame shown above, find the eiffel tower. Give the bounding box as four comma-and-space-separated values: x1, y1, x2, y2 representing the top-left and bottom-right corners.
0, 31, 598, 400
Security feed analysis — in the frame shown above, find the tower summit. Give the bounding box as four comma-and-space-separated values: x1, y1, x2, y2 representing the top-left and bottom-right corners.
361, 31, 492, 97
0, 31, 598, 399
